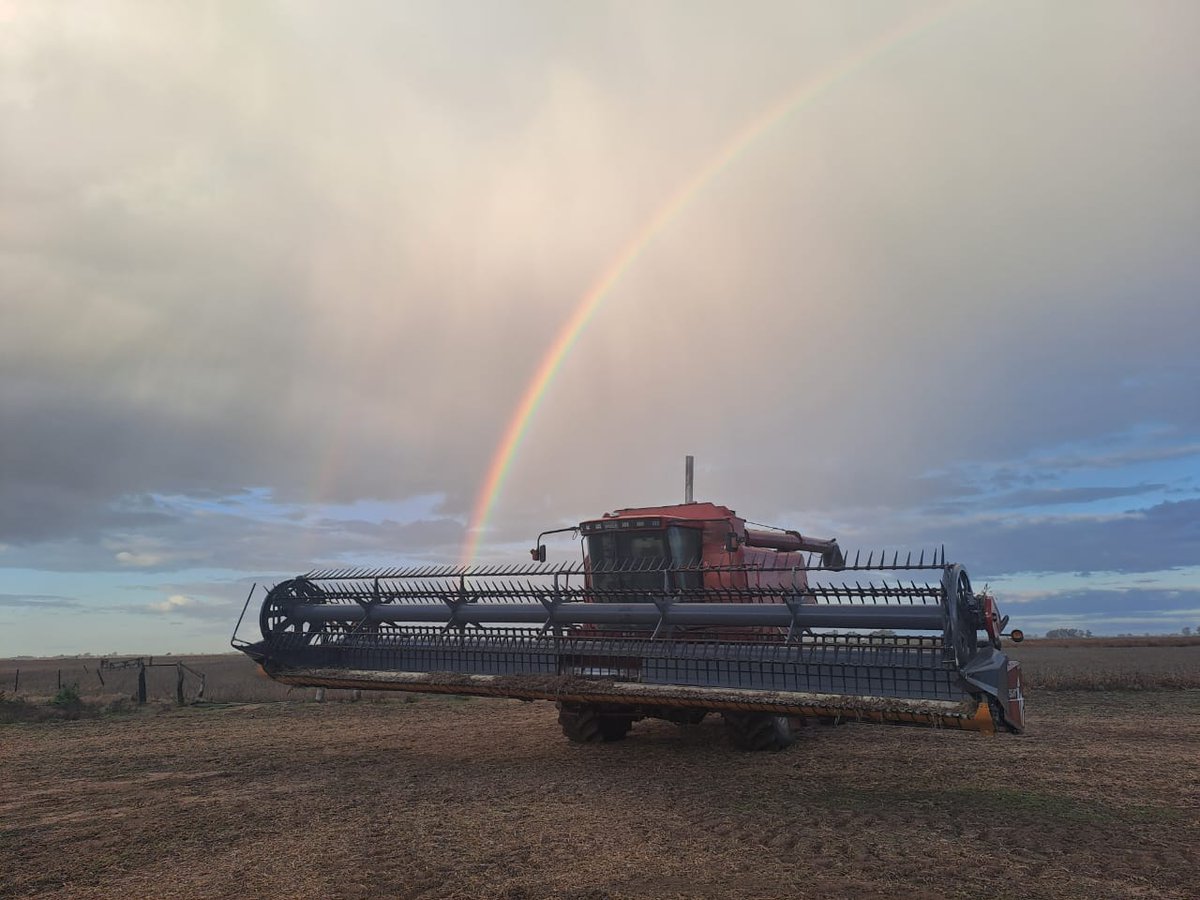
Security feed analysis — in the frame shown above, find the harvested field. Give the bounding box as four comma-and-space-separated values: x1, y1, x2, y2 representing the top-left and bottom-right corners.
2, 679, 1199, 899
1010, 637, 1200, 690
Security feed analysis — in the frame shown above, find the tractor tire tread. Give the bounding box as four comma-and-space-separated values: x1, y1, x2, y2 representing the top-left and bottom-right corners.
557, 703, 631, 743
723, 712, 794, 752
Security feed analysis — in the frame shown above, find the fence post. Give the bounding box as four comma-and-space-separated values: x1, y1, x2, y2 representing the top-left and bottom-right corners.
12, 669, 17, 693
57, 669, 62, 691
176, 663, 185, 706
314, 688, 326, 702
137, 663, 147, 705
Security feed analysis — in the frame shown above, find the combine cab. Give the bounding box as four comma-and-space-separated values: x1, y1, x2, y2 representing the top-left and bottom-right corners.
234, 497, 1024, 750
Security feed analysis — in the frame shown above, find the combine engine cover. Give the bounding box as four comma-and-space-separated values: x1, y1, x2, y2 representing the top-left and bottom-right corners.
233, 545, 1025, 736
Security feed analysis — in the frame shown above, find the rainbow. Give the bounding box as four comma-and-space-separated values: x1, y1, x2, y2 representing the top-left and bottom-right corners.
460, 2, 967, 564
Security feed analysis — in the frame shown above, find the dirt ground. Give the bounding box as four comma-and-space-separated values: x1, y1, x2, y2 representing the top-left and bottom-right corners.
2, 689, 1197, 899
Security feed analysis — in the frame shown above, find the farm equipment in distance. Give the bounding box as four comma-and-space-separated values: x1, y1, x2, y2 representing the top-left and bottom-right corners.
233, 481, 1024, 750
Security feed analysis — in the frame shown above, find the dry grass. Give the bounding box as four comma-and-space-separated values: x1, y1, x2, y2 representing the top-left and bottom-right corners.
0, 694, 96, 725
0, 654, 386, 705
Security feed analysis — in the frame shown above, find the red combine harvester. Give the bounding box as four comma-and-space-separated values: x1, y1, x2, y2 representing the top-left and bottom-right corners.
235, 465, 1024, 750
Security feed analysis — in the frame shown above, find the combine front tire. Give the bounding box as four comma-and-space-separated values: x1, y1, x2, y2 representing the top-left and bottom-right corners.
666, 709, 708, 727
557, 703, 633, 743
722, 712, 795, 751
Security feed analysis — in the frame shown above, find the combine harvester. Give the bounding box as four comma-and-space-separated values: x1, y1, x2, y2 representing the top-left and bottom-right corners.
234, 463, 1025, 750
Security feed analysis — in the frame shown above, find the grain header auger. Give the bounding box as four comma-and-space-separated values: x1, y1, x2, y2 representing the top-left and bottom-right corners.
233, 487, 1026, 750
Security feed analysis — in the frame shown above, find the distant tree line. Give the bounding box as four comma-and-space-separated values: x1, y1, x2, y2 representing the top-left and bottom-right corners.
1037, 627, 1196, 639
1044, 628, 1093, 639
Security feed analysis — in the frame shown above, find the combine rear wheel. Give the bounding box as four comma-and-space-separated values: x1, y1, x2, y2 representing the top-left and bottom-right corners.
557, 703, 633, 743
722, 712, 794, 751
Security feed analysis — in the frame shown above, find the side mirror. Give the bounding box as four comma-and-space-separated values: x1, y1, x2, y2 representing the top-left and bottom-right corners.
530, 545, 547, 562
1008, 628, 1024, 643
821, 543, 846, 571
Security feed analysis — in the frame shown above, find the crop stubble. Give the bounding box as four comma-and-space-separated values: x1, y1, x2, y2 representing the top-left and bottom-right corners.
1, 683, 1198, 899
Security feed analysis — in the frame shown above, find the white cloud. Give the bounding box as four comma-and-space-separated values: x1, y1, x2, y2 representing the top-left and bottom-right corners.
115, 550, 165, 568
148, 594, 194, 613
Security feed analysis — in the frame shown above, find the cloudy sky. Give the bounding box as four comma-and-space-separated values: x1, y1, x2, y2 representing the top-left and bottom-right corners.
2, 1, 1198, 655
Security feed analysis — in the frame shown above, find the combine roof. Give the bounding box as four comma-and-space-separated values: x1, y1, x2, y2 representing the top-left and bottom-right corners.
599, 501, 738, 521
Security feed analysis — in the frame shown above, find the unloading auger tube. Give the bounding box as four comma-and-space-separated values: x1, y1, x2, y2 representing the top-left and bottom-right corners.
232, 550, 1026, 743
